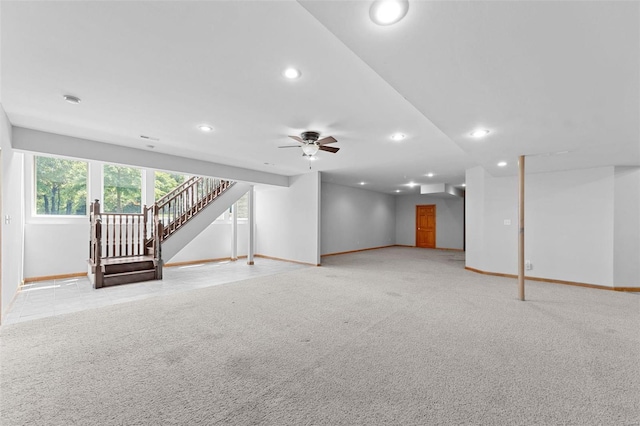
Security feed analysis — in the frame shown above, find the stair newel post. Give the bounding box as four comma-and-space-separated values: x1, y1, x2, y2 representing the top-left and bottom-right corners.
142, 205, 148, 256
89, 200, 101, 270
156, 216, 164, 280
153, 203, 163, 280
94, 217, 103, 289
92, 199, 101, 217
89, 200, 94, 265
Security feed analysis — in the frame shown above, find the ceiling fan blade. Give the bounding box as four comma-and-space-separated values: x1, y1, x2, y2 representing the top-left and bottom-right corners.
288, 135, 305, 143
317, 136, 337, 145
319, 145, 340, 153
278, 145, 301, 148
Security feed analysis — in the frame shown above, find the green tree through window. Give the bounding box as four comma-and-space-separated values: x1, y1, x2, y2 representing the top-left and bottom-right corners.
35, 156, 88, 215
155, 171, 188, 200
103, 165, 142, 213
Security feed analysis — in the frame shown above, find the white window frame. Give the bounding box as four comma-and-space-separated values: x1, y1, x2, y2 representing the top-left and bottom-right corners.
27, 153, 90, 223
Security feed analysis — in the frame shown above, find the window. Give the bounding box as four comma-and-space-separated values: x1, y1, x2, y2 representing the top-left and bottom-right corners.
103, 165, 142, 213
155, 171, 189, 201
35, 156, 88, 216
236, 193, 248, 219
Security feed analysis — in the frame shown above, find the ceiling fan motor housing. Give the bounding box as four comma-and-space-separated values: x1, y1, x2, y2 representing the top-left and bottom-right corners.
301, 131, 320, 142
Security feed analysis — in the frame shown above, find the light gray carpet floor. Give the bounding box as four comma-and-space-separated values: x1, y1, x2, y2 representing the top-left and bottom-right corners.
1, 247, 638, 425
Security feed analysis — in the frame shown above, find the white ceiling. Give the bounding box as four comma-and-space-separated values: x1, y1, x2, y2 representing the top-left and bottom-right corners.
2, 1, 638, 194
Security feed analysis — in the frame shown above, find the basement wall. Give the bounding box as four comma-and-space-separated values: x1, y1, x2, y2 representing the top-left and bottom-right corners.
1, 104, 24, 318
166, 222, 249, 264
255, 171, 321, 265
465, 165, 621, 287
321, 182, 395, 255
613, 166, 640, 286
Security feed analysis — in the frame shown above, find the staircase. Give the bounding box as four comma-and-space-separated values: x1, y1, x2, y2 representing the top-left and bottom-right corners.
88, 176, 242, 288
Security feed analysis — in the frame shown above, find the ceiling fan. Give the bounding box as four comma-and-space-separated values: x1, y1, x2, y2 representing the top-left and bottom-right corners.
279, 131, 340, 156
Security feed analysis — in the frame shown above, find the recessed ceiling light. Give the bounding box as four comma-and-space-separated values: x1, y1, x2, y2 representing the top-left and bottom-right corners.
407, 182, 417, 187
370, 0, 409, 26
426, 173, 434, 178
498, 161, 507, 167
198, 125, 213, 132
462, 183, 466, 187
63, 94, 81, 104
395, 189, 401, 193
391, 133, 405, 141
359, 182, 366, 185
283, 68, 301, 79
471, 129, 490, 138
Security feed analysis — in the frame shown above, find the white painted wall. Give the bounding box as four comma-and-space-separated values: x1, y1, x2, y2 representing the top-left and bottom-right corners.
167, 222, 249, 264
395, 193, 464, 250
613, 166, 640, 286
1, 105, 25, 317
527, 167, 614, 286
255, 172, 321, 265
465, 167, 487, 270
466, 166, 617, 287
483, 175, 518, 274
321, 182, 395, 255
23, 221, 87, 278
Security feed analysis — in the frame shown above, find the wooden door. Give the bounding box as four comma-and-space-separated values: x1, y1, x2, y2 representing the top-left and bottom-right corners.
416, 205, 436, 248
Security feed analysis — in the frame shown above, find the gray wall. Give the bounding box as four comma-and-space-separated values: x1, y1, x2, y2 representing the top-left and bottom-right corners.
256, 172, 321, 265
395, 193, 465, 249
321, 182, 395, 255
614, 166, 640, 286
465, 165, 626, 287
1, 105, 25, 318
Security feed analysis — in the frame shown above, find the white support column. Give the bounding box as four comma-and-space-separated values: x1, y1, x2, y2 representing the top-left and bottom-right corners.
247, 185, 255, 265
518, 155, 525, 301
89, 160, 102, 204
231, 200, 238, 261
142, 169, 155, 209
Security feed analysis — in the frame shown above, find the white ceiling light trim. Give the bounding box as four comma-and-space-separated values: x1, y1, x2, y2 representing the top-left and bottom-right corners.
283, 68, 301, 79
370, 0, 409, 26
470, 129, 490, 138
497, 161, 507, 167
390, 133, 405, 141
198, 125, 214, 132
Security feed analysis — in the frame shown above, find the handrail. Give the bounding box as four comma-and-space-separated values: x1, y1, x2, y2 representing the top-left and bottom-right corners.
155, 176, 233, 241
156, 176, 199, 206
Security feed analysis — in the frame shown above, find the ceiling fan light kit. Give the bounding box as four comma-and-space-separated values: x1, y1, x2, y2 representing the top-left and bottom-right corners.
279, 131, 340, 159
302, 144, 320, 156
